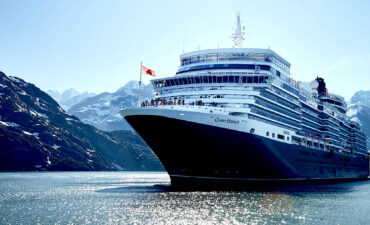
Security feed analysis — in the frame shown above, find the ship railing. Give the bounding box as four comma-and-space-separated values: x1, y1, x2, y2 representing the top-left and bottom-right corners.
139, 98, 226, 108
292, 134, 367, 159
289, 77, 300, 89
320, 92, 345, 102
139, 99, 187, 108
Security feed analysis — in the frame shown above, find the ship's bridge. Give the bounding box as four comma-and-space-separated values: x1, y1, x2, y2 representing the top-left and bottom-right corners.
320, 93, 347, 114
178, 48, 291, 75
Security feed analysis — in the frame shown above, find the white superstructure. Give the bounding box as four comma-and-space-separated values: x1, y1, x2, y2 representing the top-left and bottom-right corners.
120, 14, 369, 183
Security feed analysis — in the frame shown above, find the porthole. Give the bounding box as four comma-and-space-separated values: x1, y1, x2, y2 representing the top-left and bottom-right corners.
250, 128, 255, 134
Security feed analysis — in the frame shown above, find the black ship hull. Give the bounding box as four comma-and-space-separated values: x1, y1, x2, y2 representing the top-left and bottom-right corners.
125, 115, 369, 187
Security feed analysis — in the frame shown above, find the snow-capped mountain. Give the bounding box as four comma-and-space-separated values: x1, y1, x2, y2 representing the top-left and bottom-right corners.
46, 89, 61, 101
67, 81, 153, 131
350, 90, 370, 107
47, 89, 95, 110
347, 90, 370, 148
0, 71, 162, 171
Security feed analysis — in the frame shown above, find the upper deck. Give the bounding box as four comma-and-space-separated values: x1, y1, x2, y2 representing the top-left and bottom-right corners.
179, 48, 291, 74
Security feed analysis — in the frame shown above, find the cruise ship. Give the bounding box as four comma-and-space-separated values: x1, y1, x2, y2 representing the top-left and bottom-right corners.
120, 15, 369, 186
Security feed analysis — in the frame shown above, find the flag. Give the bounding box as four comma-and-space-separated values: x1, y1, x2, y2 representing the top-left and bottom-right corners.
141, 65, 156, 77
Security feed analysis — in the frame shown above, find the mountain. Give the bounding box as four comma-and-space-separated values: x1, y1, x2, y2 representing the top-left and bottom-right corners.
47, 89, 95, 110
0, 71, 163, 171
67, 80, 153, 131
347, 90, 370, 148
349, 90, 370, 107
46, 89, 61, 102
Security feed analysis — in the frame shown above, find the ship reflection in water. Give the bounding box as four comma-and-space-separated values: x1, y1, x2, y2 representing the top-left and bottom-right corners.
1, 172, 369, 225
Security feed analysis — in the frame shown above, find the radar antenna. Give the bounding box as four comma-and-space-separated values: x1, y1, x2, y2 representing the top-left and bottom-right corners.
230, 12, 245, 48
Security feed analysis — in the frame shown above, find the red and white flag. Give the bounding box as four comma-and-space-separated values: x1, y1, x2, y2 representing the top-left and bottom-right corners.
141, 65, 156, 77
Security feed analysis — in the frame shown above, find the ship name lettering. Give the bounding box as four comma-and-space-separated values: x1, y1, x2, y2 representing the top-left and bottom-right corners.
215, 117, 239, 124
227, 119, 239, 124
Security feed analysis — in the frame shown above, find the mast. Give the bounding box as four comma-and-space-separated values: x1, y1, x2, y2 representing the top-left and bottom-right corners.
137, 61, 143, 107
230, 12, 245, 48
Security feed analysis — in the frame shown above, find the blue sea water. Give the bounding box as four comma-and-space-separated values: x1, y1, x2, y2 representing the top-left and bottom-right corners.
0, 172, 369, 225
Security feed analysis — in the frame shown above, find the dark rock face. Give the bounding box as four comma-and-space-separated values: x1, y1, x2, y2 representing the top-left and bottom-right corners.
0, 71, 163, 171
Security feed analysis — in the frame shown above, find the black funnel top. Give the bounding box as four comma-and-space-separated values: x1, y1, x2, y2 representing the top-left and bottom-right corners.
316, 77, 326, 96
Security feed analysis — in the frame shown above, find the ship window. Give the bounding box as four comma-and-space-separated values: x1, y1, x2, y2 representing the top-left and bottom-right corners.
235, 76, 240, 83
192, 77, 197, 84
250, 128, 255, 134
217, 76, 222, 83
200, 76, 205, 83
272, 133, 275, 138
178, 78, 183, 85
165, 80, 170, 87
203, 76, 208, 83
278, 134, 285, 140
183, 78, 188, 85
195, 77, 201, 84
258, 76, 264, 83
242, 76, 247, 83
287, 137, 290, 141
229, 76, 235, 83
266, 131, 269, 136
213, 76, 217, 83
247, 77, 253, 83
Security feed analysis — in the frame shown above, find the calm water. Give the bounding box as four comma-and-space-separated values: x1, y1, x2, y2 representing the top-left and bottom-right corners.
0, 172, 369, 225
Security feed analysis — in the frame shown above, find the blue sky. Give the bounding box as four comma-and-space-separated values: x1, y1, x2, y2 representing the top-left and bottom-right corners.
1, 0, 370, 100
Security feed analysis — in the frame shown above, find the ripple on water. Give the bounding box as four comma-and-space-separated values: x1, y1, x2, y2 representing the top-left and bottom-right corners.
0, 172, 369, 225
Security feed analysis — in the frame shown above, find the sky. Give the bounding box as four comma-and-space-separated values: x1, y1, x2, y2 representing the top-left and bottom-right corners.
1, 0, 370, 100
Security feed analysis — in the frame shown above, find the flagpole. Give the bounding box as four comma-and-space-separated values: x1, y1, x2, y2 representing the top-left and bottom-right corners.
138, 61, 143, 107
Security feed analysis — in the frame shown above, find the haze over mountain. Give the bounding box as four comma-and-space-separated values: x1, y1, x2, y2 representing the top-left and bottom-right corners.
66, 81, 153, 131
47, 89, 95, 111
0, 71, 163, 171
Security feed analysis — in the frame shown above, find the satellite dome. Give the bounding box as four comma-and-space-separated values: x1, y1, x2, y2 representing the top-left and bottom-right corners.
310, 80, 319, 89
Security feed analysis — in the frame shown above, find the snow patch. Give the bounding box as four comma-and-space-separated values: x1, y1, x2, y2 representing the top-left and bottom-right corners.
350, 117, 361, 125
86, 149, 95, 157
346, 107, 358, 117
113, 113, 121, 118
33, 132, 40, 139
29, 110, 48, 119
52, 144, 61, 150
46, 157, 52, 166
112, 162, 124, 170
18, 90, 28, 95
23, 131, 33, 135
9, 76, 22, 83
0, 121, 20, 127
65, 117, 77, 122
